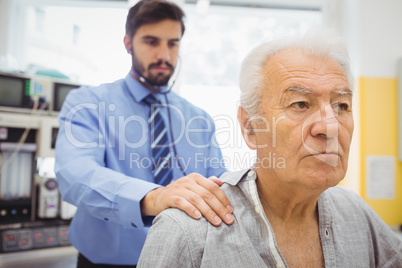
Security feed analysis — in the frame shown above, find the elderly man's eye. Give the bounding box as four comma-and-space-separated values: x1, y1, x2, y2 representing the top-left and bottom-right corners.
339, 103, 349, 111
291, 102, 308, 109
332, 102, 349, 111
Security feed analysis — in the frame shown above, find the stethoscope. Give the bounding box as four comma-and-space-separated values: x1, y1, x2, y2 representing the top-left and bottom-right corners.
130, 60, 188, 177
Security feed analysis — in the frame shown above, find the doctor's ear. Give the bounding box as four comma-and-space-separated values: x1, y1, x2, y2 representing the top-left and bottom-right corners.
123, 35, 133, 54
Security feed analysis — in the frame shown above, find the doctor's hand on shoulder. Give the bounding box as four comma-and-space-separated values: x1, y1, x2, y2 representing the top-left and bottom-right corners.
141, 173, 234, 226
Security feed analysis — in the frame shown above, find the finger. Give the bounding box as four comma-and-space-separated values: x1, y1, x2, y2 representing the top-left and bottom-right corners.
190, 180, 234, 225
167, 195, 203, 220
166, 177, 226, 226
197, 176, 233, 213
208, 176, 223, 187
166, 174, 234, 225
184, 189, 224, 226
166, 190, 222, 226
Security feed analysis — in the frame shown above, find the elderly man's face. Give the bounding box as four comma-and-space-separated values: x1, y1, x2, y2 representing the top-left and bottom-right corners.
244, 48, 354, 190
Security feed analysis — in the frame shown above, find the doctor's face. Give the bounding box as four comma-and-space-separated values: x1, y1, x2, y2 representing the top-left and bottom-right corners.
245, 48, 354, 191
128, 19, 182, 86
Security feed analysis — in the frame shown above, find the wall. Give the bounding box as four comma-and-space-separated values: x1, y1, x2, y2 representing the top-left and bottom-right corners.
360, 77, 401, 225
0, 0, 28, 71
324, 0, 402, 225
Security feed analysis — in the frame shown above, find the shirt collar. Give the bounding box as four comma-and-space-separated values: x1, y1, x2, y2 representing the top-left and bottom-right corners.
220, 169, 252, 186
124, 72, 170, 103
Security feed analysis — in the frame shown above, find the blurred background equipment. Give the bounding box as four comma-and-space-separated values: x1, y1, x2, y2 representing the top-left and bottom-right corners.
0, 70, 80, 255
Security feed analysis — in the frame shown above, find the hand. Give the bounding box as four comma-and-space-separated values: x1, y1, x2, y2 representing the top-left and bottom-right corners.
141, 173, 234, 226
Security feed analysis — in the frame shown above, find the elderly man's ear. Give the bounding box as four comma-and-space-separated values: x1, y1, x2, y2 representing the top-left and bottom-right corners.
237, 106, 258, 150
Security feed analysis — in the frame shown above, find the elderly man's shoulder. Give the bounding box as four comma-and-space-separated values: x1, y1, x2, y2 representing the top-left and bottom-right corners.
151, 207, 212, 263
324, 185, 362, 204
153, 170, 250, 233
153, 207, 211, 247
157, 207, 209, 229
323, 185, 373, 215
325, 185, 358, 197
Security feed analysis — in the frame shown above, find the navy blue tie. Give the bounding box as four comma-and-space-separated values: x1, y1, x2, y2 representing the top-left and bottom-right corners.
143, 95, 173, 186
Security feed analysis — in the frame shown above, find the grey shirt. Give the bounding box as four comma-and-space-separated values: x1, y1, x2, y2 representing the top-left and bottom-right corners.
138, 169, 402, 267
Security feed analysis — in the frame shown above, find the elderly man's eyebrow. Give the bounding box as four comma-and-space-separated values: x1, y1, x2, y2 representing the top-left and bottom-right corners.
284, 85, 315, 95
284, 86, 353, 96
335, 88, 353, 96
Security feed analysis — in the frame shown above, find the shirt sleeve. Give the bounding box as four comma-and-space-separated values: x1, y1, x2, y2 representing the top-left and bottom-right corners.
54, 88, 160, 229
137, 210, 194, 268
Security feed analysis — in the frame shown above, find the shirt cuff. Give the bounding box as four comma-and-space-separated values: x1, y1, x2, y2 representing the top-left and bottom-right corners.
116, 179, 161, 229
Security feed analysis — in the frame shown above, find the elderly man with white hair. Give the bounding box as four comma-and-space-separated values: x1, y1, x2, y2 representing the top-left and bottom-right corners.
137, 29, 402, 267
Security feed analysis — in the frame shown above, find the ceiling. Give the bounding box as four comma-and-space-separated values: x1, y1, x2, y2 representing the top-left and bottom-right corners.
31, 0, 322, 10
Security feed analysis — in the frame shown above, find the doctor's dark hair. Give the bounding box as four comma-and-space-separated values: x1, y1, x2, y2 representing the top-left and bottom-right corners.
125, 0, 186, 40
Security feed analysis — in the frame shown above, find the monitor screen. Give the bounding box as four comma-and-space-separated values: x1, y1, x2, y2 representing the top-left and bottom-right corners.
0, 75, 25, 107
53, 83, 78, 112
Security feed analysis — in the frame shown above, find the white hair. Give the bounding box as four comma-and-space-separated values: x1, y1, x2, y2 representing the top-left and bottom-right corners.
239, 28, 354, 117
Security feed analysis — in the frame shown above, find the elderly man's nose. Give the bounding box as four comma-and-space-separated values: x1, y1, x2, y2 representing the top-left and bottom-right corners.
310, 105, 339, 138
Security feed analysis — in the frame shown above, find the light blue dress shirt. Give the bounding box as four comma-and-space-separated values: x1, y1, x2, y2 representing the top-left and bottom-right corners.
54, 73, 226, 265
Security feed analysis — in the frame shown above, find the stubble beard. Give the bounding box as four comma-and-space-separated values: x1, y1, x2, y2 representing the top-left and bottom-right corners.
132, 53, 174, 87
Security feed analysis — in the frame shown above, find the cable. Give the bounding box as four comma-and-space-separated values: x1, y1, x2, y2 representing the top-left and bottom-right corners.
0, 97, 49, 191
164, 93, 187, 177
131, 56, 182, 95
0, 97, 49, 200
162, 58, 187, 176
131, 58, 187, 177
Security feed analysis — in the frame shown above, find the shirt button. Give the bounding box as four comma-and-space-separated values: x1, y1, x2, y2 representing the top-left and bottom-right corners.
104, 218, 109, 221
131, 222, 137, 228
255, 206, 261, 214
325, 228, 330, 237
248, 170, 255, 177
276, 262, 285, 268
